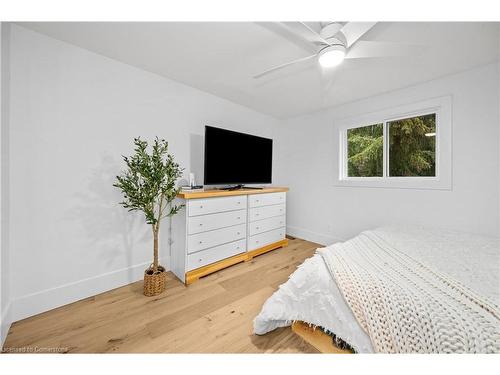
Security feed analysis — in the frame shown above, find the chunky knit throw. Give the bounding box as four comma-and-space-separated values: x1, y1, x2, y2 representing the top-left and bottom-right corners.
319, 231, 500, 353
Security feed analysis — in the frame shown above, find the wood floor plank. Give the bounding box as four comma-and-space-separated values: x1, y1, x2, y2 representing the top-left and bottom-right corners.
2, 238, 321, 353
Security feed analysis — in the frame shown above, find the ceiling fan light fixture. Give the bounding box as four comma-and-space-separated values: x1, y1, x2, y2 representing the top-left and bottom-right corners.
318, 45, 346, 68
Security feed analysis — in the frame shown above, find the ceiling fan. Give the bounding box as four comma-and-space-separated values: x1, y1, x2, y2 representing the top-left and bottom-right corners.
254, 22, 421, 80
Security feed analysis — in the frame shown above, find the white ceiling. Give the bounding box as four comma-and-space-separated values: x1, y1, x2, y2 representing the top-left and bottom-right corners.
18, 22, 500, 119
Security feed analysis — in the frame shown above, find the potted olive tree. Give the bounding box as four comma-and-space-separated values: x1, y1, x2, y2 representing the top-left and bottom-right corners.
114, 137, 183, 296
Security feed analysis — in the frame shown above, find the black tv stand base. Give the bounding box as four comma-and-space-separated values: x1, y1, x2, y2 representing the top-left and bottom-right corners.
220, 185, 264, 191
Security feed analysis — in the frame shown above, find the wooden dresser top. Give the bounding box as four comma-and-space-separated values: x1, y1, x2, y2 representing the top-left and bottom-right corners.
177, 186, 289, 199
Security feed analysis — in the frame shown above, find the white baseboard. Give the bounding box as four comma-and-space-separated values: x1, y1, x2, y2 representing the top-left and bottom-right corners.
7, 226, 338, 325
1, 301, 12, 347
10, 257, 170, 323
286, 225, 343, 246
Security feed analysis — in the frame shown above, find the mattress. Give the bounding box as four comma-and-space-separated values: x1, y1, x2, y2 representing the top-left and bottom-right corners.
253, 225, 499, 353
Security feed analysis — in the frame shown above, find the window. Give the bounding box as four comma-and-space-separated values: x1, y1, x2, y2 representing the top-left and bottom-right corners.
347, 123, 383, 177
388, 114, 436, 177
335, 96, 452, 190
346, 114, 436, 178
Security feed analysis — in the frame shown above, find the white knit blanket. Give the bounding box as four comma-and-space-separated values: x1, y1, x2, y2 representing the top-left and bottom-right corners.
319, 231, 500, 353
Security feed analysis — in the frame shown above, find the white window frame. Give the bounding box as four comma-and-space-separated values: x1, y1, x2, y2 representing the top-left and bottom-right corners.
334, 96, 452, 190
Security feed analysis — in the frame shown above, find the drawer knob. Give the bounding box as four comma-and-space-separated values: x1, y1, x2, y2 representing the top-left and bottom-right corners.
237, 201, 241, 204
199, 241, 203, 244
199, 223, 203, 226
237, 217, 241, 220
256, 199, 260, 202
256, 227, 259, 230
237, 232, 240, 235
256, 213, 260, 216
199, 205, 203, 209
199, 258, 202, 262
256, 240, 259, 243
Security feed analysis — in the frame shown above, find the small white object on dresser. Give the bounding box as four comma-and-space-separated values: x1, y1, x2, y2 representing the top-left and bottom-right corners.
171, 188, 288, 284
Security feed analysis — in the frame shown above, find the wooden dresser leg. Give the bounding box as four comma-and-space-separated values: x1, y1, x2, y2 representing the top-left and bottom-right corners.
185, 275, 199, 285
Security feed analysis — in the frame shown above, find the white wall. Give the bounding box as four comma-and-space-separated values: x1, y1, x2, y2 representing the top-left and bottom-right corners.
8, 25, 282, 322
1, 22, 12, 346
277, 63, 500, 245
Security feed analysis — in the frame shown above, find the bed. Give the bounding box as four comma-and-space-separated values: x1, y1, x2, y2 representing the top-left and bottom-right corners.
253, 225, 500, 353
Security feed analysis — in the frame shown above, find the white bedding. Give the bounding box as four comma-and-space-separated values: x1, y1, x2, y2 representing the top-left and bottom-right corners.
253, 225, 499, 353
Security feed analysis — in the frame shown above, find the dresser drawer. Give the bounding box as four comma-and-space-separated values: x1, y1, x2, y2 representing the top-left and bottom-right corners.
187, 223, 246, 254
248, 227, 285, 251
248, 192, 286, 208
249, 204, 285, 222
188, 209, 246, 235
188, 195, 247, 216
249, 215, 285, 236
186, 239, 246, 271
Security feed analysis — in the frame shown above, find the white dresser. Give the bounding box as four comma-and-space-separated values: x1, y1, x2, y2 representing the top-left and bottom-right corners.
171, 188, 288, 284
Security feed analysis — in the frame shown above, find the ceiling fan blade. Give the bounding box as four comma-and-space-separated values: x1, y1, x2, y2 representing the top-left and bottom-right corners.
255, 22, 318, 54
346, 41, 425, 59
339, 22, 376, 47
253, 54, 317, 79
282, 22, 330, 47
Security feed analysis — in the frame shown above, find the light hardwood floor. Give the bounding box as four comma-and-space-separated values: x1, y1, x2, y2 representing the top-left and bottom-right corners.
3, 238, 321, 353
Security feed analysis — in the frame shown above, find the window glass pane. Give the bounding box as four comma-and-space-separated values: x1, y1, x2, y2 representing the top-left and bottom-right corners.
347, 123, 383, 177
388, 113, 436, 177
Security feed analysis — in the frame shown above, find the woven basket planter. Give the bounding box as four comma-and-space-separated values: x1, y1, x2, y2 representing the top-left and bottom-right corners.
143, 265, 166, 297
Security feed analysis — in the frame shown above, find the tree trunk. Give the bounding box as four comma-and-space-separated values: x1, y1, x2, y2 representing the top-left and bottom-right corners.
153, 226, 159, 273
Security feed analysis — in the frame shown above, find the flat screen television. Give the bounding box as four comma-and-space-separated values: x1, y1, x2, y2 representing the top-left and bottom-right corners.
204, 126, 273, 186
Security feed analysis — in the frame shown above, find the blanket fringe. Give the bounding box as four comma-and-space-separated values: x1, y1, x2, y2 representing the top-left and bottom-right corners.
289, 319, 356, 353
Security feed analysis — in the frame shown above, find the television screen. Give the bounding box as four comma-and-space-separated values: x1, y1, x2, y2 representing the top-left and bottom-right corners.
204, 126, 273, 185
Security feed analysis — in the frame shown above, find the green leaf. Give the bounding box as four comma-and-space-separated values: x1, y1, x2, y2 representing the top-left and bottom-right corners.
114, 137, 185, 226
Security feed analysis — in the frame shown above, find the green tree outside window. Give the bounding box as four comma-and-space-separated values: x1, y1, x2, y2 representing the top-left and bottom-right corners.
346, 114, 436, 178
